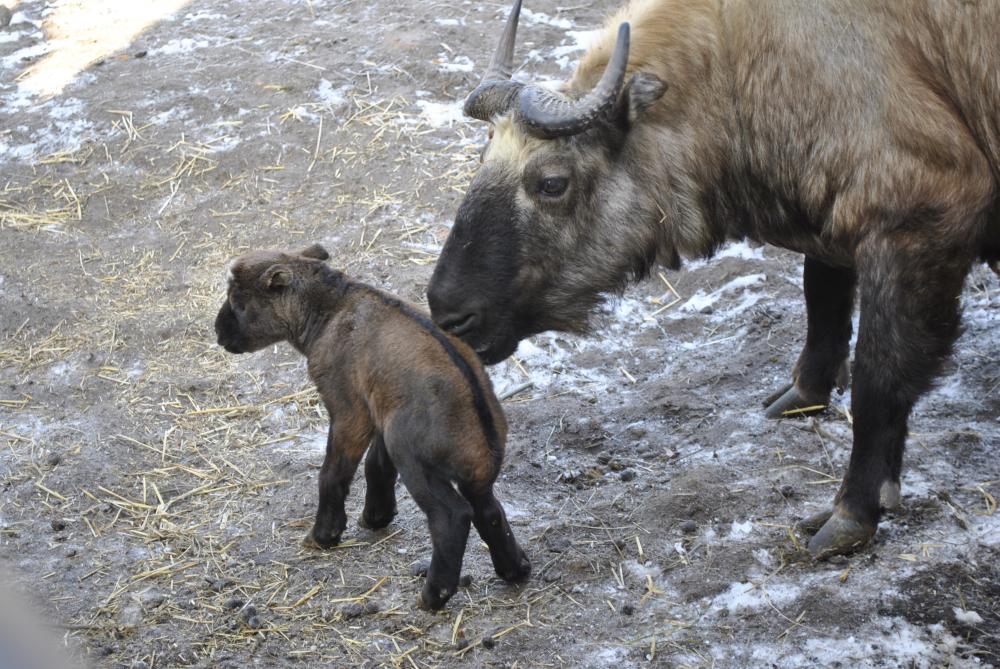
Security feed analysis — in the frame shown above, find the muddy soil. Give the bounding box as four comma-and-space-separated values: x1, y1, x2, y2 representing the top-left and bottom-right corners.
1, 1, 998, 667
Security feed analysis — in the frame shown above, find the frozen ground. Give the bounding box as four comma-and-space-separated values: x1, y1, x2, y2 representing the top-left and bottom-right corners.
1, 0, 998, 667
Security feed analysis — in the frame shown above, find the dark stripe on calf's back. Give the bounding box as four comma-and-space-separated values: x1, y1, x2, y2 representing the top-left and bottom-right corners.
359, 285, 503, 468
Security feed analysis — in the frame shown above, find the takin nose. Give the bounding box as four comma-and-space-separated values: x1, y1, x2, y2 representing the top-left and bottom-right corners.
427, 279, 484, 338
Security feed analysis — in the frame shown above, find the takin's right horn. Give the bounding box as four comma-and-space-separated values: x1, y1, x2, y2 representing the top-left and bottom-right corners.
516, 22, 631, 138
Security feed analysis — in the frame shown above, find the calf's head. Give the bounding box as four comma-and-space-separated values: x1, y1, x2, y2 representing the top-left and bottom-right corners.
428, 0, 669, 364
215, 244, 331, 354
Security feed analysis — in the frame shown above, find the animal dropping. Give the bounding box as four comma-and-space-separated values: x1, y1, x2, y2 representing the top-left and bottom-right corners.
215, 244, 530, 610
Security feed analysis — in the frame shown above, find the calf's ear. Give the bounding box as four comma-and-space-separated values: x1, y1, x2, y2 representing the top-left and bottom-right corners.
261, 264, 293, 289
299, 243, 330, 261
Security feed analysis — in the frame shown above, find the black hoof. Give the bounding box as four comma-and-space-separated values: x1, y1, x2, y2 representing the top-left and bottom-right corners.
497, 554, 531, 583
763, 384, 828, 419
796, 508, 833, 535
359, 506, 397, 530
806, 508, 875, 558
419, 581, 454, 610
302, 527, 341, 550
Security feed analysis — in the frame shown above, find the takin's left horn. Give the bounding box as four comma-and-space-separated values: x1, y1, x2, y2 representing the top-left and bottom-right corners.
464, 0, 525, 121
516, 22, 631, 138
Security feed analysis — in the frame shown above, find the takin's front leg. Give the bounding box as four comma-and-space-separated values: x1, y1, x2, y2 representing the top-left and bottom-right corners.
765, 256, 855, 418
802, 235, 968, 557
303, 417, 372, 549
359, 434, 398, 530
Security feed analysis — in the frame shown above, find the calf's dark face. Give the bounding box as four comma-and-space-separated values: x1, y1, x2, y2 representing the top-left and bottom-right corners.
215, 263, 294, 354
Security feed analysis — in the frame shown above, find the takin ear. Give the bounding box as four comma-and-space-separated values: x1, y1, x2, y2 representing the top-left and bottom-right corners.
622, 72, 668, 125
261, 264, 293, 290
298, 243, 330, 261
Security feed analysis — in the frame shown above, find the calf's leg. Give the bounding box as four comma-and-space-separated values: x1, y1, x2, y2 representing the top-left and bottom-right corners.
359, 434, 398, 530
804, 234, 968, 556
304, 417, 372, 549
393, 453, 473, 610
460, 485, 530, 583
765, 256, 855, 418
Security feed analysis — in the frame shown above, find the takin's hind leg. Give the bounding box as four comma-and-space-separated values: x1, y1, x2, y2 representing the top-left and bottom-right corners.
460, 485, 530, 583
765, 257, 855, 419
394, 454, 473, 610
359, 434, 398, 530
801, 235, 968, 557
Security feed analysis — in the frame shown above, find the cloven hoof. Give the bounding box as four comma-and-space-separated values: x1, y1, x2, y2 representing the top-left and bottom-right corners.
302, 529, 340, 550
805, 509, 875, 558
763, 383, 829, 419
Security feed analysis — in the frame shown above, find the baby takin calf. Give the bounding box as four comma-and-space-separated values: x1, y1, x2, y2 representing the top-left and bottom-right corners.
214, 244, 530, 609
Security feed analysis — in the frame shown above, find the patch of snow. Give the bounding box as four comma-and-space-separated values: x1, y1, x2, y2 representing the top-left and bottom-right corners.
752, 548, 775, 568
710, 581, 800, 614
434, 53, 475, 73
315, 79, 351, 107
0, 29, 30, 44
434, 18, 463, 26
952, 607, 983, 625
521, 8, 573, 30
716, 241, 766, 261
589, 646, 630, 667
727, 519, 754, 540
202, 133, 242, 153
0, 96, 95, 161
930, 373, 965, 401
686, 241, 766, 269
972, 513, 1000, 546
550, 29, 602, 59
781, 618, 960, 669
415, 99, 467, 128
48, 362, 72, 379
1, 40, 50, 69
148, 37, 215, 57
183, 11, 226, 21
679, 273, 766, 314
149, 107, 190, 125
9, 12, 37, 25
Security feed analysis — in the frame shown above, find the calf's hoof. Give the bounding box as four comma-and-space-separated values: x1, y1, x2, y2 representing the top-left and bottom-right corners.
497, 554, 531, 583
418, 582, 454, 611
302, 528, 341, 550
804, 508, 875, 558
359, 506, 397, 530
763, 383, 828, 419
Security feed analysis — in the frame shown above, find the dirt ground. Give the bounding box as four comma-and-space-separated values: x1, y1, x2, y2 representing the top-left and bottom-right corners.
1, 1, 998, 667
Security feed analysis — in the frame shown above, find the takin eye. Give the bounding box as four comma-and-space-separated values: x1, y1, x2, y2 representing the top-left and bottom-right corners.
538, 176, 569, 198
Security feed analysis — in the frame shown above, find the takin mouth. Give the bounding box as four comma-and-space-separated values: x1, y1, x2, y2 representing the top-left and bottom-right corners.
473, 333, 520, 366
218, 340, 246, 354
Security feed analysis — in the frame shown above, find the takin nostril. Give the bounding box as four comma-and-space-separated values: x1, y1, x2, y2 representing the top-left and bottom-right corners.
438, 311, 480, 337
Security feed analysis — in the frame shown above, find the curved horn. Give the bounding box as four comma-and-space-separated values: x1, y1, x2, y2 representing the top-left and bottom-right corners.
484, 0, 522, 82
464, 0, 525, 122
517, 22, 631, 138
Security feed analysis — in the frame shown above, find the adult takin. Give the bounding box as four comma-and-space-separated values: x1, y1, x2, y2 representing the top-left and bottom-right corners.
427, 0, 1000, 557
215, 244, 531, 609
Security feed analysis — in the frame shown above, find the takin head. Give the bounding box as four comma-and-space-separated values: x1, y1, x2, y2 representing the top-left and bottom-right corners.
215, 243, 333, 354
427, 0, 673, 364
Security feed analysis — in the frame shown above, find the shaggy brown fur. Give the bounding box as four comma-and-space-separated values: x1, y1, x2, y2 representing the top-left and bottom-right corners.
215, 244, 530, 609
429, 0, 1000, 557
